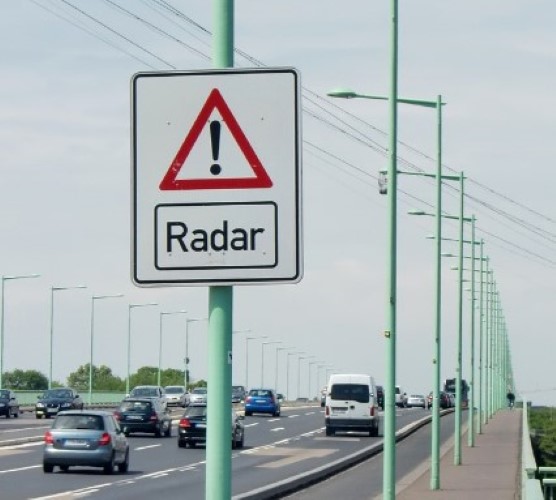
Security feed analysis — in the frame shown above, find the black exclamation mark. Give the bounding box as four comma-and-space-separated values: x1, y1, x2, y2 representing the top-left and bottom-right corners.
210, 120, 222, 176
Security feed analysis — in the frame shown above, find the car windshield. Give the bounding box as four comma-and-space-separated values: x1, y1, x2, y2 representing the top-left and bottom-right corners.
330, 384, 369, 403
42, 389, 72, 399
185, 406, 207, 418
53, 414, 104, 430
192, 388, 207, 394
249, 389, 272, 398
120, 400, 152, 412
130, 388, 158, 397
0, 390, 9, 398
165, 387, 184, 394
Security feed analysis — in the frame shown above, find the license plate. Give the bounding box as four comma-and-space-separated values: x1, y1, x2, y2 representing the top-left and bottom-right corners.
47, 408, 58, 413
127, 415, 142, 420
331, 407, 347, 414
196, 423, 206, 429
255, 400, 266, 404
65, 439, 87, 447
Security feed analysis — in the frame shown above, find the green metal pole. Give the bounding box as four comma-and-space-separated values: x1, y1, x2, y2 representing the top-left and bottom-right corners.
484, 260, 491, 424
383, 0, 399, 497
49, 287, 55, 390
157, 312, 163, 387
206, 1, 233, 499
89, 297, 95, 405
468, 216, 476, 446
430, 94, 443, 490
0, 278, 4, 390
477, 240, 484, 434
454, 172, 464, 466
126, 306, 132, 395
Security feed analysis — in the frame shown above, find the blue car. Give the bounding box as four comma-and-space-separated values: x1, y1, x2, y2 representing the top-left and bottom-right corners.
244, 389, 281, 417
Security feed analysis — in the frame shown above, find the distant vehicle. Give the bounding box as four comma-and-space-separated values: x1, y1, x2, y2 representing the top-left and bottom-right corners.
320, 386, 327, 407
444, 378, 469, 408
163, 385, 189, 407
36, 388, 83, 419
325, 373, 379, 437
177, 404, 245, 449
189, 387, 208, 405
42, 410, 129, 474
395, 385, 408, 408
115, 398, 172, 437
244, 388, 281, 417
407, 394, 427, 408
376, 385, 384, 410
276, 393, 285, 404
0, 389, 20, 418
128, 385, 166, 408
231, 385, 246, 403
428, 391, 452, 409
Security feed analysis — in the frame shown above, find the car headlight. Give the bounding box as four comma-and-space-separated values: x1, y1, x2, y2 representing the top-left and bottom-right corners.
36, 403, 45, 408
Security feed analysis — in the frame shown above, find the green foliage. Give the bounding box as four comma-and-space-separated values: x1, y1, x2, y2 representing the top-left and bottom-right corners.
529, 407, 556, 466
3, 369, 48, 390
66, 364, 125, 392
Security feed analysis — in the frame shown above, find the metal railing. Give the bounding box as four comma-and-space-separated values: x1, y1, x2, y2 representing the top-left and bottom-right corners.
522, 397, 545, 500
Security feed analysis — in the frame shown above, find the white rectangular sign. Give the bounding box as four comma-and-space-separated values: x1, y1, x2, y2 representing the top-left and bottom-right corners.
131, 68, 302, 286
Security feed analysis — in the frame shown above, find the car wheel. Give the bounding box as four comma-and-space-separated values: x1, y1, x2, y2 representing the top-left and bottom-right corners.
5, 411, 9, 419
59, 465, 69, 472
103, 454, 115, 475
155, 425, 162, 438
325, 426, 334, 437
36, 414, 42, 419
164, 422, 172, 437
13, 408, 19, 418
43, 463, 54, 473
245, 411, 252, 417
273, 410, 280, 417
189, 441, 196, 448
178, 440, 186, 448
237, 432, 244, 449
117, 449, 129, 473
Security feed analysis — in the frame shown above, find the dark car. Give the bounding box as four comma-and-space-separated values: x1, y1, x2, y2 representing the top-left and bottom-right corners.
427, 391, 451, 409
231, 385, 246, 404
0, 389, 20, 418
115, 398, 172, 437
43, 410, 129, 474
177, 404, 244, 449
376, 385, 384, 410
244, 388, 280, 417
36, 388, 83, 419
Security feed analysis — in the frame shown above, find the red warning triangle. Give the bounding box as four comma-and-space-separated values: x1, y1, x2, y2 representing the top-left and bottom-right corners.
159, 88, 273, 190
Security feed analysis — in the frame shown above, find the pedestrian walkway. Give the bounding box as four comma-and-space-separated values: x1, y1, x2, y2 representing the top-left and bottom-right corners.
396, 409, 521, 500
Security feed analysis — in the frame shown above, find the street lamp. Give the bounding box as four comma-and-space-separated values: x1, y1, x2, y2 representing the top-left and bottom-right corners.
126, 303, 158, 394
158, 310, 189, 388
49, 285, 87, 389
308, 361, 318, 401
89, 294, 123, 404
297, 355, 314, 399
275, 346, 293, 393
0, 273, 40, 389
287, 351, 303, 400
328, 86, 450, 494
261, 341, 281, 387
185, 317, 207, 390
244, 335, 267, 390
231, 329, 251, 385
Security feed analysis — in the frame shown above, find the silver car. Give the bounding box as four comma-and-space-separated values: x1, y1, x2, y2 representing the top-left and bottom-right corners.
43, 410, 129, 474
164, 386, 189, 407
189, 387, 207, 405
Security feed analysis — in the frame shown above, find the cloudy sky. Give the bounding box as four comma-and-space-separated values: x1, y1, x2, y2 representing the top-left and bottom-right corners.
1, 1, 555, 405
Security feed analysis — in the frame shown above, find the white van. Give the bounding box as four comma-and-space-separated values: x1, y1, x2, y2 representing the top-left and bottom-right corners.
324, 373, 379, 437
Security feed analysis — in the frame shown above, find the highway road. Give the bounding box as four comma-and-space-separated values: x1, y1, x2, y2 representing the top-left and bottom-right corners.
0, 405, 441, 499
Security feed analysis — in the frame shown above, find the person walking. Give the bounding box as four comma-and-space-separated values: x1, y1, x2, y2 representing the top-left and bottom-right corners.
507, 391, 515, 409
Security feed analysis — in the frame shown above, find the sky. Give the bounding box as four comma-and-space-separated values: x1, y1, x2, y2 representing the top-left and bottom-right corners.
1, 1, 555, 405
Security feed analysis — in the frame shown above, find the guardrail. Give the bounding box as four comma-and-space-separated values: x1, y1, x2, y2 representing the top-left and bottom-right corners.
522, 398, 545, 500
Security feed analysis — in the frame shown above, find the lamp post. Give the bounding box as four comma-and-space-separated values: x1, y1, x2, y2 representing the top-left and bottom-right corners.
89, 294, 123, 404
297, 356, 314, 399
245, 335, 267, 390
308, 361, 318, 401
49, 285, 87, 389
158, 310, 186, 388
287, 351, 303, 400
275, 347, 293, 393
326, 87, 445, 496
185, 317, 207, 390
231, 329, 250, 385
126, 303, 158, 395
0, 273, 40, 389
261, 341, 281, 387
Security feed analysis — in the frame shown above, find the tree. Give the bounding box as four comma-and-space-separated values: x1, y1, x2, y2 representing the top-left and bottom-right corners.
67, 364, 124, 391
3, 369, 48, 390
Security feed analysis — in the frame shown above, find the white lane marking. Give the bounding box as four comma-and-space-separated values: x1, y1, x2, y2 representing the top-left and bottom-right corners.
305, 412, 315, 415
134, 444, 162, 451
0, 464, 41, 474
270, 427, 285, 432
0, 426, 50, 434
267, 418, 281, 423
243, 423, 259, 428
287, 414, 299, 418
0, 441, 43, 450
